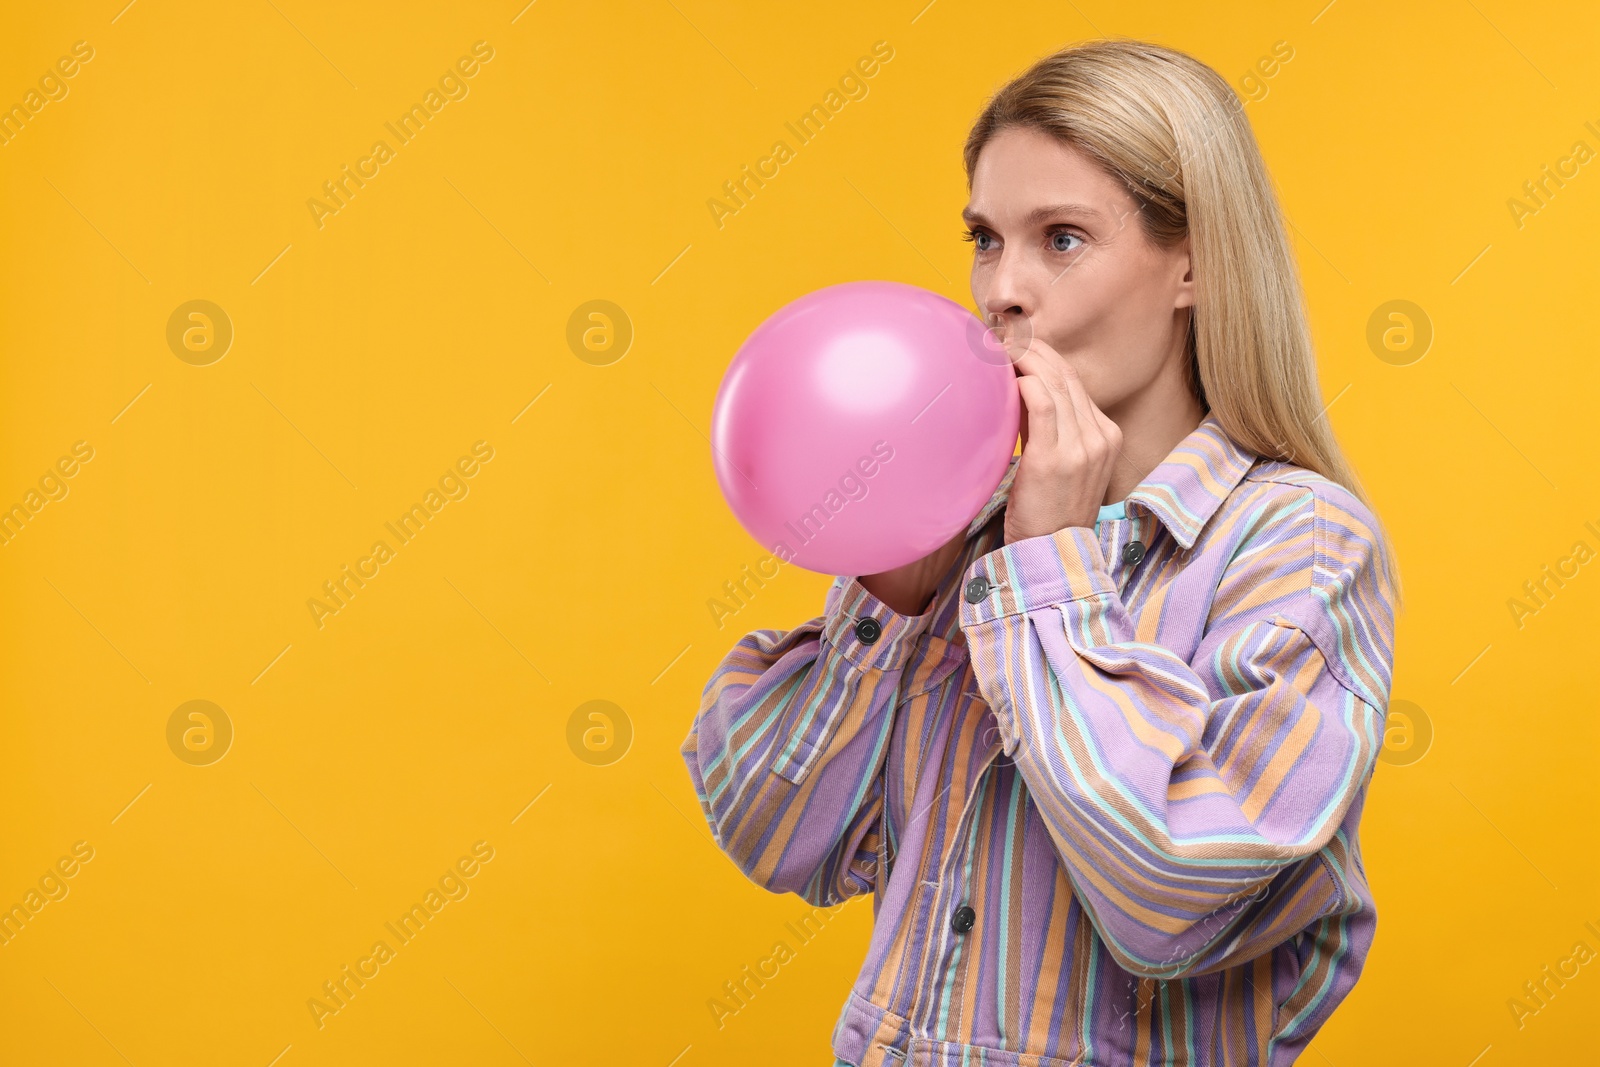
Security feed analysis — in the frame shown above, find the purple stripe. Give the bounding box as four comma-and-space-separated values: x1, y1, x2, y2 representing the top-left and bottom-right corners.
681, 413, 1395, 1065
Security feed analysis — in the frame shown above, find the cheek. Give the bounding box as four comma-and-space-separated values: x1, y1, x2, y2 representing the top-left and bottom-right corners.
1037, 268, 1121, 346
1097, 249, 1181, 338
1103, 306, 1184, 402
1050, 290, 1171, 402
1104, 293, 1175, 364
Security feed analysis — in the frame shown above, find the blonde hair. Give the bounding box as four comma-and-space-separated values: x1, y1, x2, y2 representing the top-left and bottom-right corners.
963, 38, 1402, 609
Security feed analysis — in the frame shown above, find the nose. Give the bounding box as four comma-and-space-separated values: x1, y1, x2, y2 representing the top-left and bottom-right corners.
980, 254, 1030, 344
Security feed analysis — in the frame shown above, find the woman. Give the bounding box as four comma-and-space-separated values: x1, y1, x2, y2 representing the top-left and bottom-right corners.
681, 38, 1400, 1066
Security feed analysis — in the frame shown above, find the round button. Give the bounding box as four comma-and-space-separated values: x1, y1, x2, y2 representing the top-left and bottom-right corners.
951, 904, 976, 934
964, 576, 992, 604
854, 617, 882, 645
1121, 540, 1146, 566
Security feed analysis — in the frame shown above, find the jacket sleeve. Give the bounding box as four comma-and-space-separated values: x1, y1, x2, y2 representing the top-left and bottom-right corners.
681, 575, 935, 907
958, 486, 1395, 980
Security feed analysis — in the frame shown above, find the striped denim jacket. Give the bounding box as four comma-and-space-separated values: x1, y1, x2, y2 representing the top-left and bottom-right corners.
681, 412, 1397, 1066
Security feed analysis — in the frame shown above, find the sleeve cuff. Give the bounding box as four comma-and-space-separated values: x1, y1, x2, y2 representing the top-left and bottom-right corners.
822, 575, 937, 671
957, 524, 1117, 626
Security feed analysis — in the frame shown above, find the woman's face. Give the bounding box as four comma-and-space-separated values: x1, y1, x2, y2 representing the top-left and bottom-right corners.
965, 125, 1195, 417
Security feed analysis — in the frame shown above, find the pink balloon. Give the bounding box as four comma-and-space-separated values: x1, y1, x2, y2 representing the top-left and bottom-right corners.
711, 280, 1020, 577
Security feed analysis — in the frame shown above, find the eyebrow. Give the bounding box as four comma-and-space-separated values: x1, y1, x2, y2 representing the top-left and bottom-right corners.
961, 203, 1107, 227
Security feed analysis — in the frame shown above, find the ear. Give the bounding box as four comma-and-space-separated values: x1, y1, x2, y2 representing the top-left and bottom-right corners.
1171, 234, 1195, 310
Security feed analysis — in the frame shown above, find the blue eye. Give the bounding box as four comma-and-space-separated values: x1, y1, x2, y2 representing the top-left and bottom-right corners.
961, 228, 993, 252
1051, 231, 1083, 253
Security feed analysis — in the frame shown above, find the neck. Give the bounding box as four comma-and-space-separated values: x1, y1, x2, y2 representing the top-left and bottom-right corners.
1100, 359, 1205, 505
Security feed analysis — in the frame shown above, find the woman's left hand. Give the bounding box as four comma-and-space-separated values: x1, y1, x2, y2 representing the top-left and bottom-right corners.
1003, 337, 1123, 544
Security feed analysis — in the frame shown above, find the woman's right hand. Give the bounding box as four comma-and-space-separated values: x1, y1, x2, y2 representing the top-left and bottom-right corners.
856, 526, 969, 617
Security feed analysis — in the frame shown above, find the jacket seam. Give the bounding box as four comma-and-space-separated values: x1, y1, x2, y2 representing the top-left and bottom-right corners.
965, 587, 1115, 627
1270, 613, 1381, 720
1314, 847, 1346, 915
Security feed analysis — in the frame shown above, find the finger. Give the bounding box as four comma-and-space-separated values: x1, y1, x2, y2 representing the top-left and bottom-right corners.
1012, 341, 1079, 457
1054, 360, 1123, 473
1020, 340, 1092, 457
1016, 374, 1059, 453
1053, 359, 1097, 446
1056, 360, 1119, 450
1011, 339, 1078, 413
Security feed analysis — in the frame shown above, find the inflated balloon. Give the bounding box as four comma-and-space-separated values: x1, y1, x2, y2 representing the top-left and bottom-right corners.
710, 280, 1020, 577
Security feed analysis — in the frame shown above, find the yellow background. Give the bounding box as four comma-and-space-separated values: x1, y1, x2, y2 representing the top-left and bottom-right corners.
1, 1, 1596, 1063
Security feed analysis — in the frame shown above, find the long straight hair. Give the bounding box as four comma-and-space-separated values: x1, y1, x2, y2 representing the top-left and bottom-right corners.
963, 38, 1402, 608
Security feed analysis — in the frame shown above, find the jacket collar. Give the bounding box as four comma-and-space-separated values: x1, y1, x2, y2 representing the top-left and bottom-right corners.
965, 412, 1259, 551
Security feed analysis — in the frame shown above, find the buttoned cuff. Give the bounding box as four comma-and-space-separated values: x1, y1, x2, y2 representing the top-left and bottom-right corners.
822, 575, 936, 672
957, 525, 1117, 626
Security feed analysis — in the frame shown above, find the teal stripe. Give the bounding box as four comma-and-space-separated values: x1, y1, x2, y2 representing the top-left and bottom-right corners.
996, 770, 1024, 1044
934, 781, 991, 1035
682, 411, 1393, 1063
